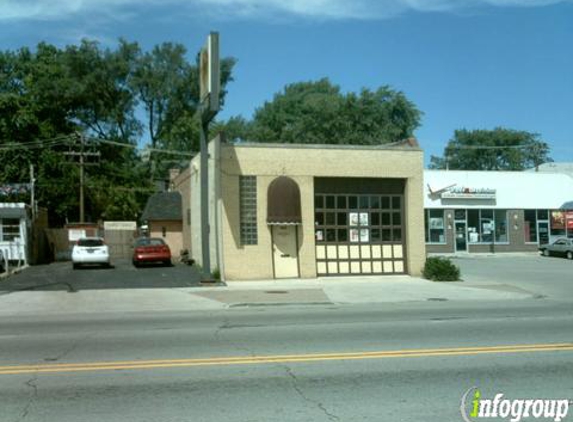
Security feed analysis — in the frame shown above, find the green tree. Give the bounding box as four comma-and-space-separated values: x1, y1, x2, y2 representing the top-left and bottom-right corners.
130, 43, 235, 177
219, 78, 421, 145
429, 128, 552, 170
0, 39, 236, 225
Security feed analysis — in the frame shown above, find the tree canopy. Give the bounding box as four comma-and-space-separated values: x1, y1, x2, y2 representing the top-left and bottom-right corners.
429, 128, 552, 171
0, 39, 235, 225
220, 78, 422, 145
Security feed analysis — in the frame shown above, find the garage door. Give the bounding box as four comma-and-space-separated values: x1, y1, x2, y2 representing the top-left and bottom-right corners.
314, 179, 406, 276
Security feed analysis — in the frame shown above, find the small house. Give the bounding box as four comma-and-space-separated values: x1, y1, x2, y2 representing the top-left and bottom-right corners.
141, 191, 183, 258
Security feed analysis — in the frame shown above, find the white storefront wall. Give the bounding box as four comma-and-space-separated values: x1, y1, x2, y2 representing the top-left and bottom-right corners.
423, 171, 573, 249
424, 170, 573, 210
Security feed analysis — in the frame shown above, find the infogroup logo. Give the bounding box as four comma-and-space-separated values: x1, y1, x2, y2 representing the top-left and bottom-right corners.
460, 387, 571, 422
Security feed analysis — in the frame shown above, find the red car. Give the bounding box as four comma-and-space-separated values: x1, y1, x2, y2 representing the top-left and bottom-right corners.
132, 237, 172, 267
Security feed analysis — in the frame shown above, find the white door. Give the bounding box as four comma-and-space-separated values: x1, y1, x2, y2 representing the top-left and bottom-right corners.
272, 225, 299, 278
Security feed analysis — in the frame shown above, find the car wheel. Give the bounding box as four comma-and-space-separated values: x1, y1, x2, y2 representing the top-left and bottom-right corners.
164, 260, 172, 267
132, 261, 139, 268
567, 251, 573, 260
542, 249, 550, 257
73, 263, 79, 270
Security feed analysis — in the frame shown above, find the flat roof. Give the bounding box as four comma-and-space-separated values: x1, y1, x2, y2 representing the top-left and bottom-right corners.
226, 139, 422, 152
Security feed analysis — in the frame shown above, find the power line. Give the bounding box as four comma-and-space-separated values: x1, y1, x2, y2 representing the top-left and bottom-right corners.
0, 134, 196, 157
445, 144, 541, 151
0, 138, 73, 151
95, 138, 196, 157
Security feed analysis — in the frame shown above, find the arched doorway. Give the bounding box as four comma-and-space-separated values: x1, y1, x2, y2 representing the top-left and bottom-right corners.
267, 176, 301, 278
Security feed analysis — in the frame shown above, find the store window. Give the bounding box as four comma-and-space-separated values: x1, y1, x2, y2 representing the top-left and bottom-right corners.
480, 210, 494, 243
494, 210, 508, 243
550, 211, 566, 237
239, 176, 257, 245
1, 218, 21, 241
424, 209, 445, 243
465, 209, 508, 244
524, 210, 537, 243
467, 210, 480, 243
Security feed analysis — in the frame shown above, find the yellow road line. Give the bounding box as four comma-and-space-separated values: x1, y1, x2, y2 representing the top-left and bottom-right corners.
0, 343, 571, 375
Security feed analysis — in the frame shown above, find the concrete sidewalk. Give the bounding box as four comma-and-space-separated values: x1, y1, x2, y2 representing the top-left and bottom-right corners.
0, 274, 536, 316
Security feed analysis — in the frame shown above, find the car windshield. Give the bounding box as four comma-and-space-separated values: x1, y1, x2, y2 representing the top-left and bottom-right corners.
77, 238, 104, 247
135, 238, 165, 247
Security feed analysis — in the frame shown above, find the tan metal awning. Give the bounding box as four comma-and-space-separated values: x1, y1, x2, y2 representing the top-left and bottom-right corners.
267, 176, 301, 225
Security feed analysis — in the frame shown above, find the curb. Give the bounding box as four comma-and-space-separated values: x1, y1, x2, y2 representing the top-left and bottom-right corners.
228, 301, 334, 308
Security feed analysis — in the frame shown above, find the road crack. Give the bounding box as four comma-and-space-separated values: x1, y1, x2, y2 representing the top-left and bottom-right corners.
214, 316, 256, 357
44, 335, 89, 362
281, 364, 340, 422
15, 375, 38, 421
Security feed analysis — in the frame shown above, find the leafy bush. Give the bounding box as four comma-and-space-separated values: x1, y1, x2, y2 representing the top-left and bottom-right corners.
423, 257, 460, 281
212, 268, 221, 281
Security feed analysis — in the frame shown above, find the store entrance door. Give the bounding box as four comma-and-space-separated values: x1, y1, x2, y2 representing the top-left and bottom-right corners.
455, 222, 467, 252
538, 221, 549, 245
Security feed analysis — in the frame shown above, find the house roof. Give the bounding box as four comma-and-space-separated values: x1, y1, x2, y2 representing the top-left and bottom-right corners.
141, 192, 182, 221
0, 202, 28, 219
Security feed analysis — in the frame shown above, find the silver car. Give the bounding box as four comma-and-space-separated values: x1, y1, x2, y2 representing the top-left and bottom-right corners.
539, 238, 573, 260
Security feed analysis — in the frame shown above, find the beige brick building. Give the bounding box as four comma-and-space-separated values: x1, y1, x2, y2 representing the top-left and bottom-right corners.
175, 135, 426, 281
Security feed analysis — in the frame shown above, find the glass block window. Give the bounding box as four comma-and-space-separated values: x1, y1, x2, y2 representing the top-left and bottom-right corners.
239, 176, 257, 245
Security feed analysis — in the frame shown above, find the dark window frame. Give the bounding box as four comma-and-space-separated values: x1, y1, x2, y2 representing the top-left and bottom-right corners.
0, 218, 21, 242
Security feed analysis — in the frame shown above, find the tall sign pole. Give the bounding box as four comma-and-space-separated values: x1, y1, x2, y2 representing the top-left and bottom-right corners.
198, 32, 220, 281
29, 164, 35, 220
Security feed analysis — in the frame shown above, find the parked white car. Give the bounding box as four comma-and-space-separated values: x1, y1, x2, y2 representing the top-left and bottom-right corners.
71, 237, 111, 269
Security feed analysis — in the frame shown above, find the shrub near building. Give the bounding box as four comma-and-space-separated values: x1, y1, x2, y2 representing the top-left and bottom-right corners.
423, 257, 461, 281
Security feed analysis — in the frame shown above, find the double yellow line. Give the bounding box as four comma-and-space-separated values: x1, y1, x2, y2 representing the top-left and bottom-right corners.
1, 343, 572, 375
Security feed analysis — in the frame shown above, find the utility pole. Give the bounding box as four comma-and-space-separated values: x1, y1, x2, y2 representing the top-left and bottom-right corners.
63, 133, 100, 223
79, 133, 85, 223
533, 142, 541, 172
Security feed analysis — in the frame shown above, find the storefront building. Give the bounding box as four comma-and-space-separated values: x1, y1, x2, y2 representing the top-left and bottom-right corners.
177, 136, 426, 281
424, 170, 573, 254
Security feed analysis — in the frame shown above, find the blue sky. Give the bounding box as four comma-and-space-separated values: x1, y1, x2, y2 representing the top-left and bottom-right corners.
1, 0, 572, 166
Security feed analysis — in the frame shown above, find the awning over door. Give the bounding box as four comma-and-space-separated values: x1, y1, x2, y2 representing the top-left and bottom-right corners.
267, 176, 301, 225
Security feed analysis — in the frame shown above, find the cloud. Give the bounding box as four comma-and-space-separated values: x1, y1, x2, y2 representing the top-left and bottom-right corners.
1, 0, 572, 21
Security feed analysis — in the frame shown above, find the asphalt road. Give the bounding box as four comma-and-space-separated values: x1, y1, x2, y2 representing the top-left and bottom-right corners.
1, 301, 572, 422
452, 254, 573, 300
0, 259, 202, 292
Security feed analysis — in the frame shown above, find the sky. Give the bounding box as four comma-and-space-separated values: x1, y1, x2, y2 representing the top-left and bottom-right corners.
1, 0, 572, 166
